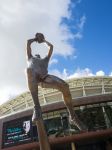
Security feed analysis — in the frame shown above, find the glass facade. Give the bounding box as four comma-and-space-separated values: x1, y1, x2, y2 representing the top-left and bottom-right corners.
31, 102, 112, 139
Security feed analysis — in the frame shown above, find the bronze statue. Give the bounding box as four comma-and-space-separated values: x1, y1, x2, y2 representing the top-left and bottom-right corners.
26, 33, 87, 131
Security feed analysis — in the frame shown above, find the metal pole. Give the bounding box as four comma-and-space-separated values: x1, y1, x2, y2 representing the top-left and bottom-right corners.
71, 142, 76, 150
36, 119, 51, 150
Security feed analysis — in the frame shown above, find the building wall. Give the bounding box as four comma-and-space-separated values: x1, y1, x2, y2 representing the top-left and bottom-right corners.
1, 94, 112, 150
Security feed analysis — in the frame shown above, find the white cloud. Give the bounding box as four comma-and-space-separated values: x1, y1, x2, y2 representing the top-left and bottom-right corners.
74, 32, 83, 40
49, 68, 68, 79
0, 86, 25, 105
76, 0, 82, 4
49, 58, 58, 65
77, 15, 86, 30
49, 68, 109, 80
109, 72, 112, 76
68, 68, 94, 79
0, 0, 75, 56
0, 0, 75, 104
96, 70, 105, 76
49, 68, 94, 80
73, 14, 86, 40
0, 0, 87, 105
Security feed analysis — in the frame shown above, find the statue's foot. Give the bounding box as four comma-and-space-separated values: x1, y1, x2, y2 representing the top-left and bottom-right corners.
69, 116, 88, 132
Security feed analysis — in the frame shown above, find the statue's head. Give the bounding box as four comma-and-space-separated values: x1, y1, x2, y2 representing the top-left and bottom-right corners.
35, 33, 45, 43
35, 54, 41, 58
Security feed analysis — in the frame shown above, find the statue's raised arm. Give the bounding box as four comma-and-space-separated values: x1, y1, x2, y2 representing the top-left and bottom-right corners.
44, 40, 53, 60
26, 38, 36, 60
35, 33, 53, 60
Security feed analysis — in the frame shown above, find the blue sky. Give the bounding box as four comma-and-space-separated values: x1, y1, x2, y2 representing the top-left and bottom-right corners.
75, 0, 112, 74
0, 0, 112, 104
50, 0, 112, 76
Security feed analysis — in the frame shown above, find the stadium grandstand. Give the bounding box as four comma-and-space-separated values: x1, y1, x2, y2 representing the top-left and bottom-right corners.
0, 76, 112, 150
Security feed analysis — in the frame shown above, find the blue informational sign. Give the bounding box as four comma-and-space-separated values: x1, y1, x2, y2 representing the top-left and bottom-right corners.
2, 116, 33, 148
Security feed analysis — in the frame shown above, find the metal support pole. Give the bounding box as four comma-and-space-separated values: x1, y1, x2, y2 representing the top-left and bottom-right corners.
36, 118, 51, 150
71, 142, 76, 150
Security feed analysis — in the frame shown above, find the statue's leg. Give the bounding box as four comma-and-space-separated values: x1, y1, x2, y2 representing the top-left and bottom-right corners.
41, 75, 87, 131
26, 68, 42, 122
26, 69, 51, 150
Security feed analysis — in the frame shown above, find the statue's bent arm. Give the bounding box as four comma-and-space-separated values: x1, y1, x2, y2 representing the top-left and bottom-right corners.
26, 38, 35, 60
44, 40, 53, 60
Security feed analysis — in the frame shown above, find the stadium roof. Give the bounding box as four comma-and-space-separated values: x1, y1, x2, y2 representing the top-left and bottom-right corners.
0, 76, 112, 117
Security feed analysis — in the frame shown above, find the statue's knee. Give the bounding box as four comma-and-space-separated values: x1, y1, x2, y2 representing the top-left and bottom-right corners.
61, 82, 69, 92
27, 68, 32, 75
64, 82, 69, 89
